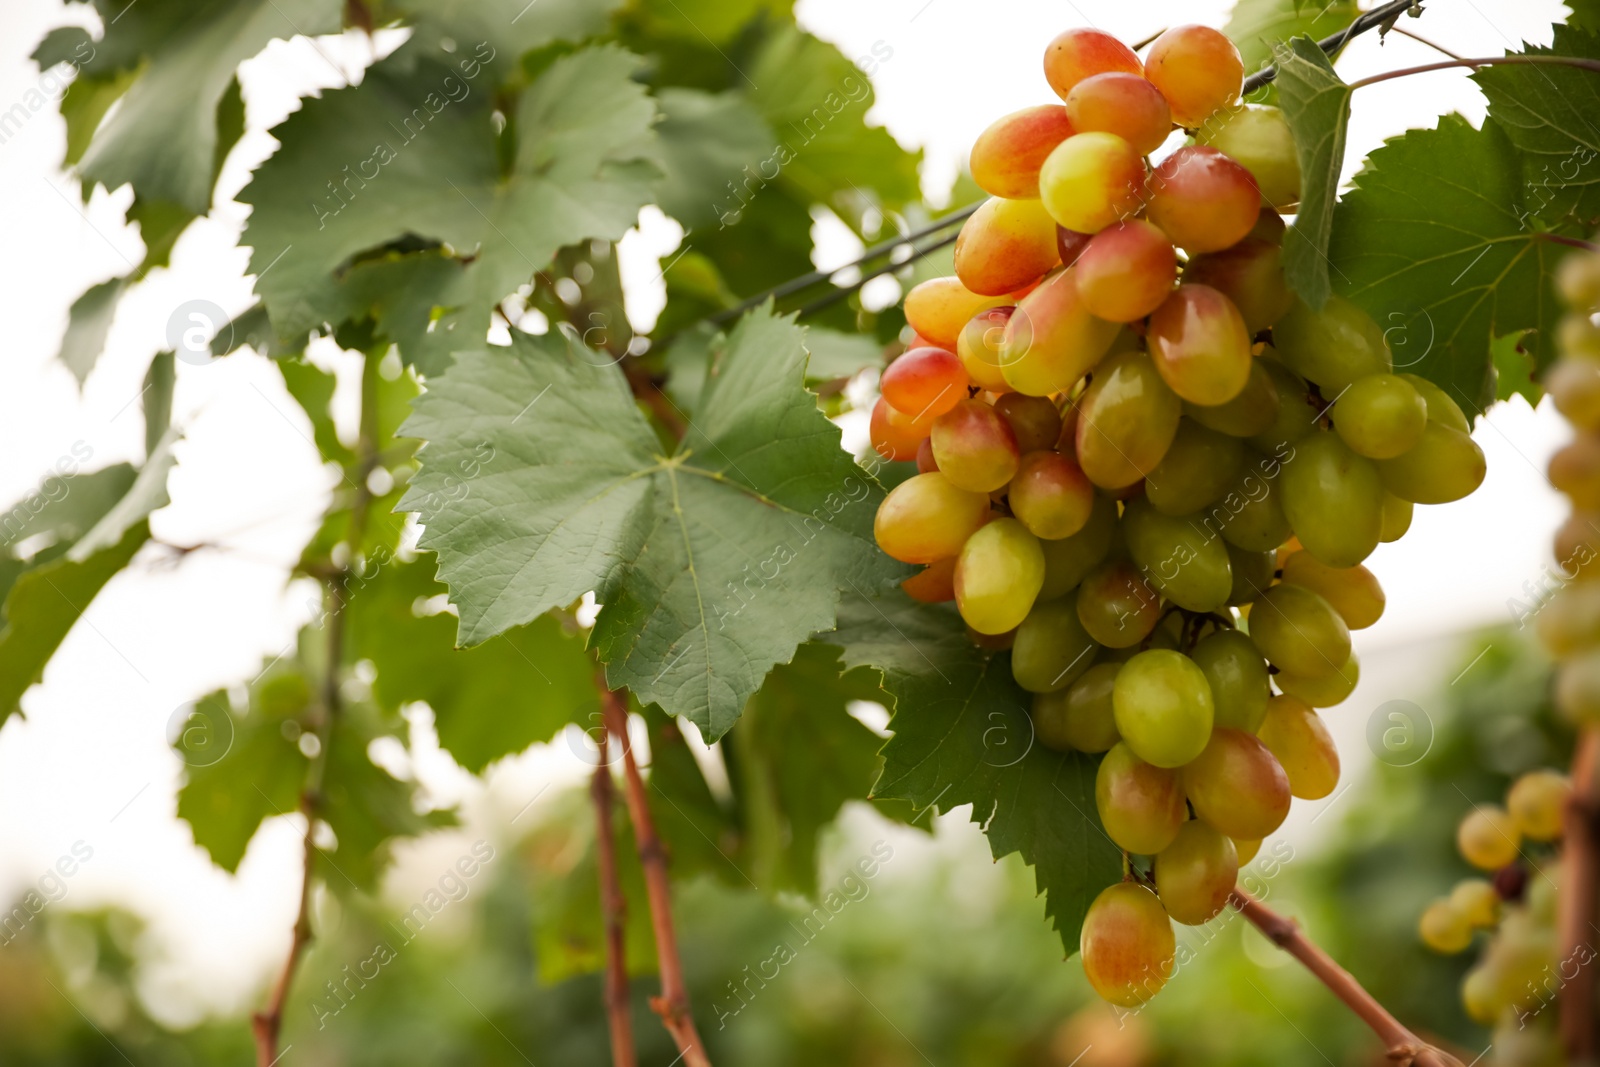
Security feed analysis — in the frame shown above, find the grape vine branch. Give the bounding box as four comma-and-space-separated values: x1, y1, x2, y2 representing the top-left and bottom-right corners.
593, 726, 638, 1067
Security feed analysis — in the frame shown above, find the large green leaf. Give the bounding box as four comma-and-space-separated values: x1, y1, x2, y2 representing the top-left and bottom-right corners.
57, 277, 127, 387
240, 43, 660, 356
392, 0, 622, 64
1329, 115, 1562, 413
77, 0, 340, 213
347, 560, 600, 774
827, 595, 1122, 957
401, 305, 903, 740
652, 88, 776, 232
1225, 0, 1359, 88
1474, 26, 1600, 230
1273, 36, 1352, 310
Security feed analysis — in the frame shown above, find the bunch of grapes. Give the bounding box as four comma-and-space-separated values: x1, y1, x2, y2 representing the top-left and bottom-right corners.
869, 22, 1489, 1007
1417, 769, 1570, 1064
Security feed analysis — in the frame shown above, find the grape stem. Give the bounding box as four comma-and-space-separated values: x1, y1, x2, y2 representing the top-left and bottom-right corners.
592, 727, 639, 1067
601, 687, 714, 1067
1558, 728, 1600, 1060
1229, 889, 1465, 1067
251, 350, 383, 1067
1349, 54, 1600, 90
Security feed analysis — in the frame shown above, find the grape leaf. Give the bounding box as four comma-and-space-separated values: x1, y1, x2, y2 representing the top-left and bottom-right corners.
1273, 35, 1352, 310
0, 464, 135, 556
392, 0, 622, 65
632, 0, 785, 44
826, 594, 1122, 957
1492, 329, 1541, 405
76, 0, 340, 214
142, 353, 175, 459
1473, 26, 1600, 230
1225, 0, 1359, 87
652, 88, 776, 232
347, 560, 600, 774
57, 277, 127, 386
1329, 115, 1563, 413
401, 305, 903, 741
240, 43, 660, 356
802, 326, 884, 382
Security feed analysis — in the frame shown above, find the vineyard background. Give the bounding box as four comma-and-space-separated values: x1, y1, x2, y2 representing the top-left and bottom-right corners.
0, 0, 1585, 1062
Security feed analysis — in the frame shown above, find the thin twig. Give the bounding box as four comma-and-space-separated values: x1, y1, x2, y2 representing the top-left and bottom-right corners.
593, 730, 638, 1067
1243, 0, 1422, 93
1350, 54, 1600, 90
1230, 890, 1464, 1067
1383, 25, 1467, 61
1545, 233, 1600, 254
1559, 729, 1600, 1060
600, 687, 712, 1067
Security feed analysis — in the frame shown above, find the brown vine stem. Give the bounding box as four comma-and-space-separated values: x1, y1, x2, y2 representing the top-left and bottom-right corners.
1229, 889, 1464, 1067
592, 730, 639, 1067
251, 351, 383, 1067
1559, 728, 1600, 1061
600, 685, 712, 1067
1350, 54, 1600, 90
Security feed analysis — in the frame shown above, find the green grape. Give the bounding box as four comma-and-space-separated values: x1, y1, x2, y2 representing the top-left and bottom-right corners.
1190, 629, 1269, 732
1547, 356, 1600, 431
1112, 649, 1215, 768
955, 517, 1045, 634
1012, 598, 1099, 693
1146, 285, 1253, 405
1379, 492, 1413, 542
1181, 727, 1291, 839
1096, 742, 1187, 854
1146, 419, 1246, 516
1246, 356, 1317, 455
1185, 358, 1280, 439
1273, 295, 1392, 391
1332, 373, 1427, 459
1376, 423, 1486, 504
1561, 310, 1600, 359
1419, 899, 1473, 954
1255, 694, 1340, 798
1249, 583, 1351, 678
1034, 661, 1121, 752
1507, 769, 1571, 842
932, 399, 1022, 493
1279, 432, 1383, 568
1077, 559, 1162, 648
1226, 544, 1276, 606
1195, 104, 1300, 209
874, 472, 991, 564
1273, 650, 1358, 708
1399, 373, 1471, 431
1079, 882, 1177, 1007
1536, 582, 1600, 657
1038, 493, 1119, 599
1449, 878, 1501, 928
1153, 820, 1238, 925
1075, 349, 1182, 489
1557, 650, 1600, 724
993, 393, 1064, 452
1279, 551, 1385, 629
1181, 238, 1294, 335
1203, 469, 1292, 552
1457, 805, 1522, 871
1461, 964, 1505, 1025
1010, 451, 1095, 539
1122, 497, 1233, 612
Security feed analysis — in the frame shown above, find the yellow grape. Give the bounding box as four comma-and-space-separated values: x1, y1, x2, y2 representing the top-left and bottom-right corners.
1255, 694, 1340, 799
905, 276, 1010, 349
954, 197, 1062, 296
1077, 558, 1161, 649
1227, 544, 1276, 606
957, 306, 1016, 392
1273, 295, 1392, 391
1010, 450, 1095, 539
1144, 24, 1244, 129
1418, 899, 1473, 954
1096, 742, 1187, 854
1461, 965, 1505, 1025
1449, 878, 1501, 929
931, 399, 1021, 493
1186, 358, 1281, 439
1280, 432, 1384, 568
1079, 882, 1177, 1007
1249, 583, 1351, 678
1181, 727, 1291, 839
1000, 267, 1121, 396
1038, 132, 1148, 235
1279, 550, 1385, 629
1375, 423, 1486, 505
1011, 597, 1099, 694
969, 105, 1077, 200
1379, 492, 1413, 542
1190, 629, 1269, 732
1557, 650, 1600, 724
1399, 373, 1471, 431
1146, 284, 1253, 406
1333, 373, 1428, 459
1547, 356, 1600, 431
1112, 648, 1215, 768
1196, 104, 1301, 209
1121, 496, 1233, 612
1457, 805, 1522, 871
1273, 650, 1358, 708
874, 472, 990, 563
1537, 582, 1600, 657
1233, 837, 1261, 863
901, 557, 957, 604
1075, 349, 1182, 488
1065, 72, 1173, 156
1182, 238, 1294, 335
1558, 247, 1600, 309
1033, 661, 1121, 753
1154, 820, 1238, 925
954, 517, 1045, 634
1038, 492, 1118, 599
1506, 769, 1571, 842
1549, 432, 1600, 510
1146, 419, 1246, 516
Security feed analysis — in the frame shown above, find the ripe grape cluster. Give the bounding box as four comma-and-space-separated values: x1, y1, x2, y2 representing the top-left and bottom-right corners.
1418, 769, 1570, 1062
868, 22, 1489, 1007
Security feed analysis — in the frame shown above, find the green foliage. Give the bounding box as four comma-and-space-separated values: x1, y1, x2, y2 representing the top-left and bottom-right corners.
829, 596, 1121, 957
1273, 36, 1352, 311
401, 306, 902, 740
56, 277, 127, 387
1225, 0, 1359, 86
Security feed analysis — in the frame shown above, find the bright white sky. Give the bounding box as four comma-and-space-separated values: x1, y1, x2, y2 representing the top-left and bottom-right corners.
0, 0, 1576, 1027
